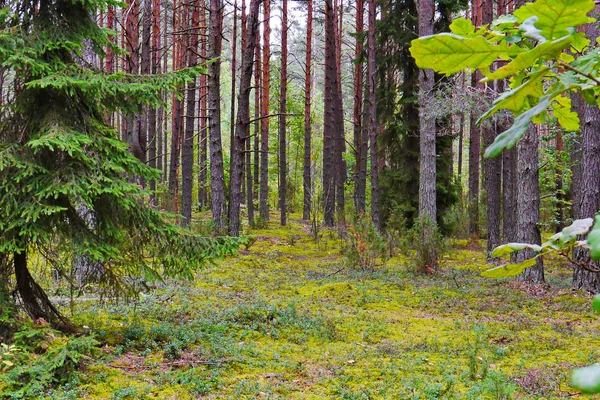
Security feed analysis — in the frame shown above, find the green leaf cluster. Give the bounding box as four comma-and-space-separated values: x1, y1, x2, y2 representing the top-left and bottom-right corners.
410, 0, 598, 158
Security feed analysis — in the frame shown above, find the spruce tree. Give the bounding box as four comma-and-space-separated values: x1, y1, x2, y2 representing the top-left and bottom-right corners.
0, 0, 235, 331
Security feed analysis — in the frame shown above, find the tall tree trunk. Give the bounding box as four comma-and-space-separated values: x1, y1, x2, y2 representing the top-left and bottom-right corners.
149, 0, 161, 203
168, 0, 183, 207
573, 8, 600, 291
482, 0, 501, 258
302, 0, 313, 221
208, 0, 226, 230
162, 7, 169, 182
353, 0, 366, 214
278, 0, 288, 226
418, 0, 436, 222
333, 0, 346, 224
516, 124, 545, 284
229, 0, 260, 236
229, 0, 238, 206
182, 0, 200, 226
323, 0, 336, 226
468, 4, 481, 239
259, 0, 271, 221
243, 0, 254, 225
366, 0, 379, 227
198, 0, 208, 209
253, 19, 261, 217
125, 0, 144, 161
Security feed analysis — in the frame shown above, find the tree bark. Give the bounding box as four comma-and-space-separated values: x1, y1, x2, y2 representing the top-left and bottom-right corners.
302, 0, 313, 221
278, 0, 288, 226
182, 0, 200, 226
323, 0, 336, 226
228, 0, 260, 236
252, 18, 261, 221
198, 0, 208, 209
208, 0, 226, 230
149, 0, 161, 203
366, 0, 379, 227
481, 0, 500, 257
353, 0, 366, 214
516, 124, 545, 284
15, 250, 76, 333
259, 0, 271, 221
418, 0, 436, 222
333, 0, 346, 224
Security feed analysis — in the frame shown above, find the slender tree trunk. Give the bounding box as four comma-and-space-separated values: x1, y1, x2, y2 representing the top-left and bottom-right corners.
162, 7, 169, 182
366, 0, 379, 227
353, 0, 366, 213
278, 0, 288, 226
468, 4, 481, 239
502, 145, 517, 243
259, 0, 271, 221
229, 0, 260, 236
555, 130, 565, 231
242, 0, 254, 225
182, 0, 200, 226
253, 19, 261, 215
169, 0, 183, 205
208, 0, 226, 230
516, 124, 545, 284
323, 0, 336, 227
149, 0, 161, 203
302, 0, 313, 221
229, 0, 238, 204
418, 0, 436, 222
333, 0, 346, 224
198, 0, 208, 208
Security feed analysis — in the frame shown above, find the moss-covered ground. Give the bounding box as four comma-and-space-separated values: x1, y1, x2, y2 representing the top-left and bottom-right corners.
7, 215, 600, 399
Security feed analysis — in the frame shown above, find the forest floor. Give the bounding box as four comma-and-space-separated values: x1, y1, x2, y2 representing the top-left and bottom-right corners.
8, 214, 600, 399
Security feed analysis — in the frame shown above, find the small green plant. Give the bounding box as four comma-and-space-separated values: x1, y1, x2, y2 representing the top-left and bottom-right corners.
341, 213, 389, 272
251, 215, 268, 229
239, 235, 258, 251
399, 216, 447, 274
0, 342, 18, 370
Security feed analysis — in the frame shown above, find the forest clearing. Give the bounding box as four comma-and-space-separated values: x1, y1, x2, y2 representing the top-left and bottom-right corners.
3, 215, 600, 399
4, 0, 600, 398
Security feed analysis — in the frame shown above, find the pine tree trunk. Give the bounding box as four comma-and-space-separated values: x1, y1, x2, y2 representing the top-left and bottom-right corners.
145, 0, 157, 203
208, 0, 226, 230
302, 0, 312, 221
168, 0, 183, 203
516, 124, 545, 284
229, 0, 260, 236
573, 9, 600, 291
502, 146, 517, 243
259, 0, 271, 221
366, 0, 379, 227
198, 0, 208, 209
353, 0, 365, 214
480, 0, 500, 257
278, 0, 288, 226
323, 0, 336, 227
418, 0, 436, 222
253, 20, 261, 218
243, 0, 254, 226
229, 1, 238, 207
333, 0, 346, 224
182, 0, 200, 226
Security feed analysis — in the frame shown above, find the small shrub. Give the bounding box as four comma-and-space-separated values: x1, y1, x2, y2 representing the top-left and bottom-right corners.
341, 213, 389, 273
251, 215, 268, 229
398, 216, 447, 273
